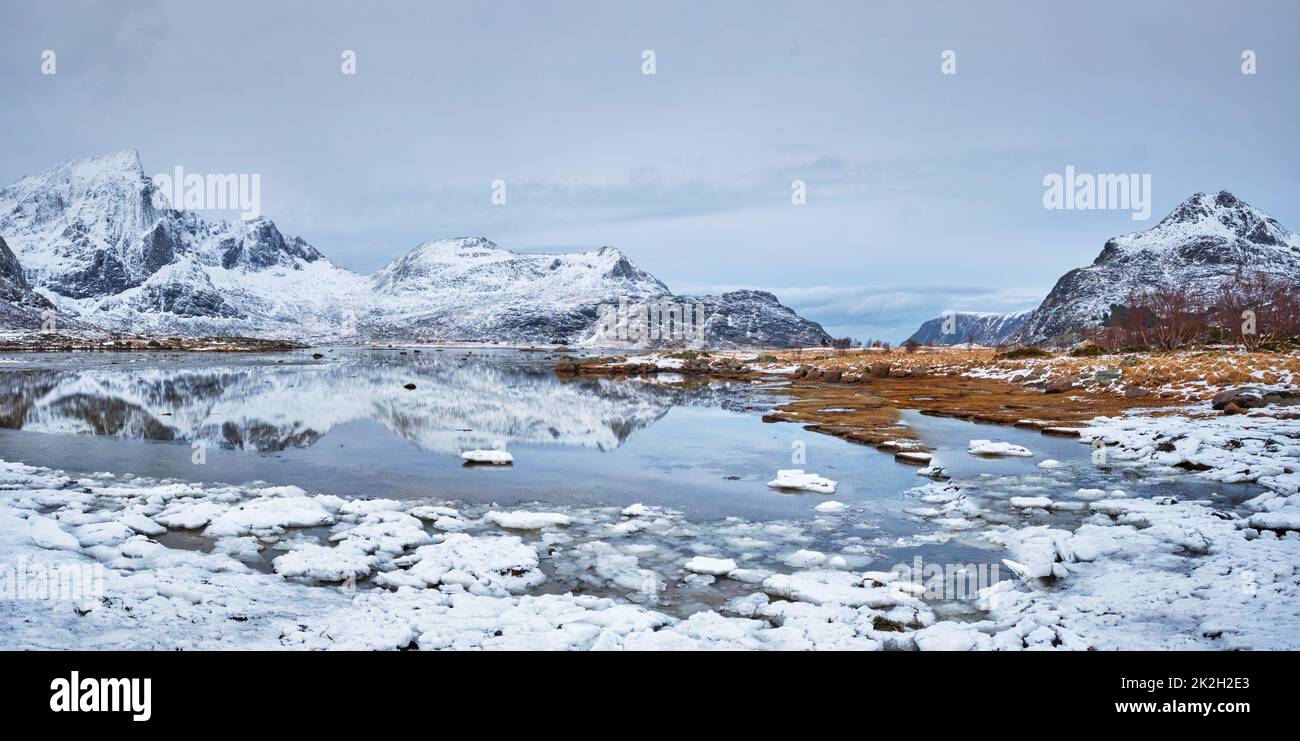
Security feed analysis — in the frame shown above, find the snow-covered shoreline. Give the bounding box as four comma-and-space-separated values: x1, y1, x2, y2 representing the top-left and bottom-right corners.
904, 402, 1300, 649
2, 396, 1297, 650
0, 459, 936, 650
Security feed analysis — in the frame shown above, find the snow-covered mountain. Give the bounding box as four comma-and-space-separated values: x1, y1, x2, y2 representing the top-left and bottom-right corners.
0, 150, 372, 339
0, 150, 829, 348
366, 237, 671, 344
1011, 191, 1300, 345
904, 310, 1032, 346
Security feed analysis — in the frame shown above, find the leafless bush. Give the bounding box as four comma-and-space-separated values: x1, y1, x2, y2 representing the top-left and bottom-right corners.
1210, 272, 1300, 349
1145, 288, 1206, 350
1098, 286, 1204, 350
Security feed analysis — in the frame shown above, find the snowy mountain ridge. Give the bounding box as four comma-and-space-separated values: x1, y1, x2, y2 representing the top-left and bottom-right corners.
904, 310, 1032, 346
0, 150, 829, 347
1010, 191, 1300, 345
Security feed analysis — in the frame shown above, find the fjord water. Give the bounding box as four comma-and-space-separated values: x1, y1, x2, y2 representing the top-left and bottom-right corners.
0, 348, 1253, 580
0, 348, 932, 520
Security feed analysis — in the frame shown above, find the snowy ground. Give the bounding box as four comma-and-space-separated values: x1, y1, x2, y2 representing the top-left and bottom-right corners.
1, 400, 1297, 650
0, 460, 938, 650
905, 402, 1300, 649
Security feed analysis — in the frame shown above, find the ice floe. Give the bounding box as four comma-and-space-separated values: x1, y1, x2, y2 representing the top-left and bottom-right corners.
767, 469, 837, 494
967, 440, 1034, 457
684, 556, 737, 576
484, 510, 571, 530
461, 449, 514, 464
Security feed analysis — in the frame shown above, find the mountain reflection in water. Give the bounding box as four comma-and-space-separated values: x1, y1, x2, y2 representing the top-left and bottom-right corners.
0, 351, 747, 455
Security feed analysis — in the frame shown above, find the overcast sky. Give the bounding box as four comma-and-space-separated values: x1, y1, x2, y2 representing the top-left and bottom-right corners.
2, 0, 1297, 341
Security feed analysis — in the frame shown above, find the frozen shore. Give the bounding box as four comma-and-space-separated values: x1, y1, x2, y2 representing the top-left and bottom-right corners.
1, 400, 1296, 650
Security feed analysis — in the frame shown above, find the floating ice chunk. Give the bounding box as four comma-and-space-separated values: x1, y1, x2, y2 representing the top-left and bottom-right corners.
1010, 496, 1053, 509
895, 452, 932, 465
378, 533, 544, 594
155, 501, 227, 530
968, 440, 1034, 457
485, 511, 571, 530
339, 498, 404, 515
461, 449, 513, 465
827, 555, 849, 569
1073, 488, 1108, 500
767, 469, 837, 494
273, 544, 376, 582
331, 513, 431, 554
206, 496, 337, 537
762, 570, 909, 608
73, 521, 134, 547
118, 512, 166, 536
992, 526, 1074, 580
814, 501, 848, 513
554, 540, 656, 592
784, 549, 827, 568
916, 465, 950, 481
1001, 559, 1036, 580
1037, 459, 1064, 469
728, 568, 773, 584
213, 536, 264, 561
28, 516, 79, 550
721, 592, 770, 618
684, 556, 737, 576
621, 503, 651, 517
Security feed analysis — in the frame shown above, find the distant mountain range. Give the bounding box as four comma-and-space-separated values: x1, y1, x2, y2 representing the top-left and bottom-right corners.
906, 191, 1300, 346
904, 310, 1032, 346
0, 150, 829, 348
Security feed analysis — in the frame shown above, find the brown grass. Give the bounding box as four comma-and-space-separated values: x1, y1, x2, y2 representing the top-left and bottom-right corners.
764, 373, 1187, 455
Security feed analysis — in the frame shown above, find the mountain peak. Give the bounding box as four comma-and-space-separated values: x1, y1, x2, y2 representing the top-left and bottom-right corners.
2, 149, 147, 200
415, 236, 500, 254
1012, 190, 1300, 345
1111, 190, 1298, 255
57, 149, 146, 183
1161, 190, 1247, 224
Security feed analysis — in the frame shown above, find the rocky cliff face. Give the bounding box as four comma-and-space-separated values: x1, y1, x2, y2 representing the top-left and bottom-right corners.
0, 236, 55, 330
1010, 191, 1300, 345
0, 151, 829, 348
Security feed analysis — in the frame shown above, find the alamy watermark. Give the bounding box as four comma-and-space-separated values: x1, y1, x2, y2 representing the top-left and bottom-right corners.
595, 297, 708, 343
50, 671, 151, 721
1, 557, 105, 601
1042, 165, 1151, 220
152, 166, 261, 220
